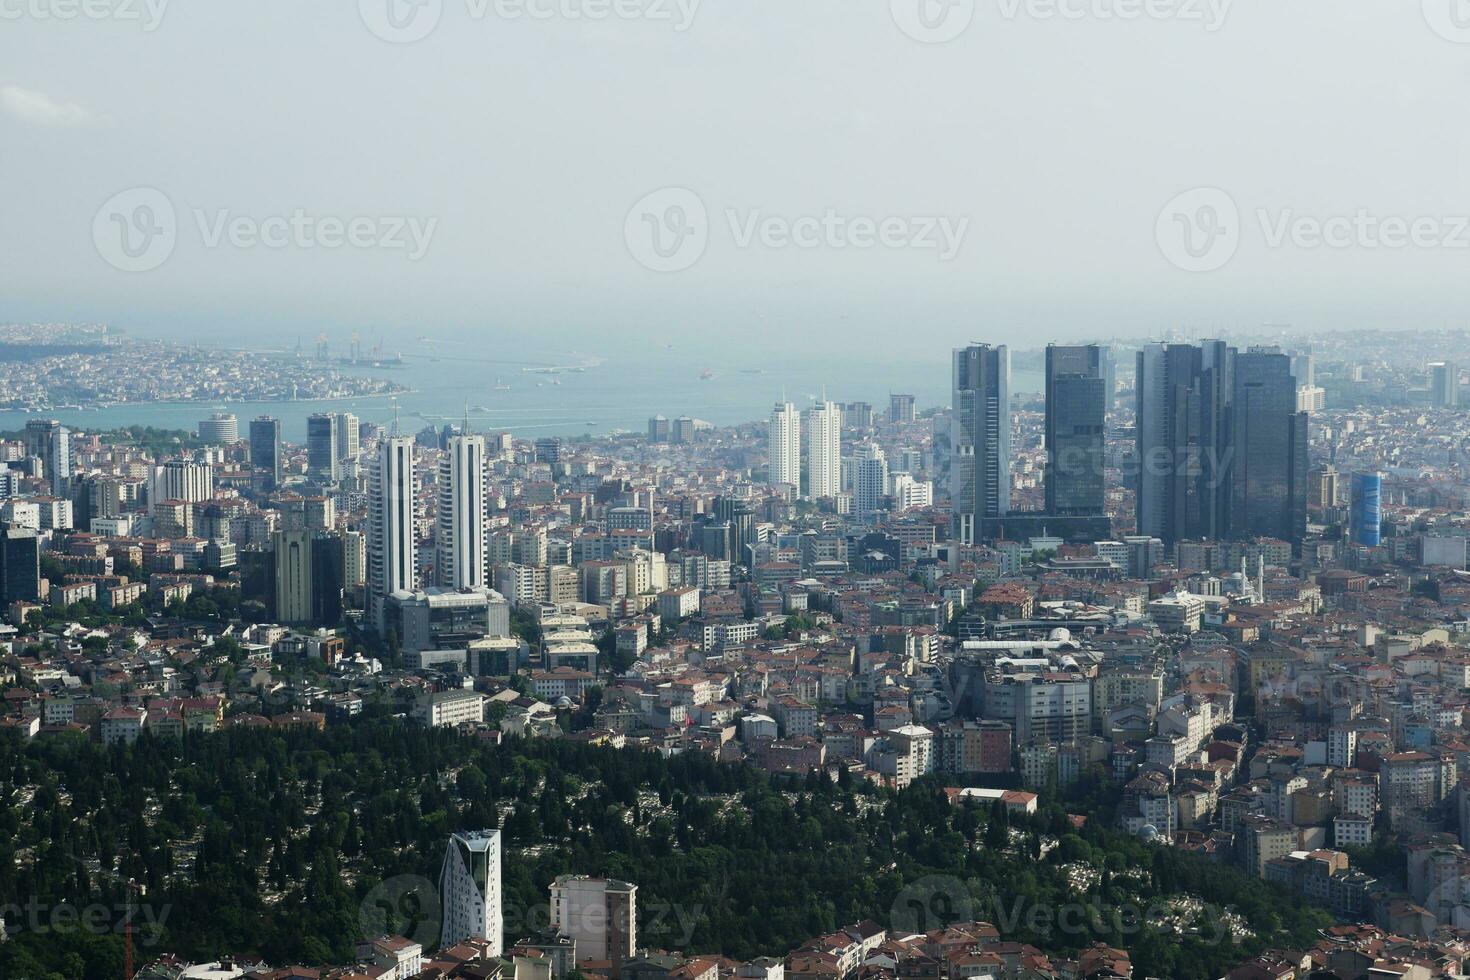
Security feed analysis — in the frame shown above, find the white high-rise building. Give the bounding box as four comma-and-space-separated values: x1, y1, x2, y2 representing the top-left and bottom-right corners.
438, 434, 487, 589
550, 875, 638, 967
370, 436, 417, 617
148, 460, 213, 514
768, 401, 801, 489
853, 443, 888, 515
439, 829, 502, 953
336, 412, 361, 460
804, 401, 841, 498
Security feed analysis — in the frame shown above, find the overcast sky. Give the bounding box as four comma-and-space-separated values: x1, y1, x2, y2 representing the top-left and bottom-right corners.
4, 1, 1470, 354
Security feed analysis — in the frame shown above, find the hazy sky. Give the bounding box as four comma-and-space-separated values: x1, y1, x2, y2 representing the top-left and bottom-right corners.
4, 1, 1470, 354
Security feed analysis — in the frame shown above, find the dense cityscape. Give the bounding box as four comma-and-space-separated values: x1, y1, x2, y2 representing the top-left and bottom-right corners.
7, 325, 1470, 979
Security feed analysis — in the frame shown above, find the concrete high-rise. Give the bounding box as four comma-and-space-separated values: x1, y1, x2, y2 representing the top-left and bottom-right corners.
550, 876, 637, 970
951, 344, 1010, 544
889, 393, 916, 423
437, 433, 487, 589
307, 413, 339, 483
1135, 341, 1234, 546
369, 436, 417, 624
768, 401, 801, 489
148, 460, 213, 514
854, 443, 888, 515
804, 400, 841, 498
249, 416, 282, 491
1044, 344, 1106, 517
1232, 347, 1308, 544
24, 420, 71, 498
273, 529, 313, 625
335, 412, 360, 460
198, 413, 239, 444
439, 829, 502, 953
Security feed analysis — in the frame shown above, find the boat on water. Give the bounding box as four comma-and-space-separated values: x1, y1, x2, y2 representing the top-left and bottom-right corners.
700, 369, 715, 380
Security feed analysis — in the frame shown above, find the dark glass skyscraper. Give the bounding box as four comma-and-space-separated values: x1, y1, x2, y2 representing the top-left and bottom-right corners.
249, 416, 282, 491
951, 344, 1010, 545
1135, 341, 1234, 545
1044, 344, 1106, 517
1231, 347, 1308, 544
0, 524, 41, 604
307, 413, 340, 483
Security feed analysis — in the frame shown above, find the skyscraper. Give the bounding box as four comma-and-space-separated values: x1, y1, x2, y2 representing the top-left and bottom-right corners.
1431, 361, 1459, 408
804, 400, 842, 498
951, 344, 1010, 545
854, 443, 888, 515
24, 420, 71, 498
0, 524, 40, 604
307, 413, 339, 483
273, 529, 313, 625
249, 416, 282, 491
439, 829, 502, 954
438, 433, 487, 590
889, 393, 916, 423
1231, 347, 1308, 544
370, 436, 417, 625
550, 876, 637, 970
1135, 341, 1234, 546
1353, 472, 1382, 548
148, 460, 213, 514
198, 412, 239, 444
1044, 344, 1106, 517
768, 401, 801, 489
335, 412, 361, 461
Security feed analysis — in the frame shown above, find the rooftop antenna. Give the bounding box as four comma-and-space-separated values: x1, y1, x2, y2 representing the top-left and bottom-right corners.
391, 400, 400, 437
463, 398, 472, 436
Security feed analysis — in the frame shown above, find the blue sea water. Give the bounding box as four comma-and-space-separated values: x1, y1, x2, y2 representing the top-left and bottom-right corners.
0, 340, 1044, 443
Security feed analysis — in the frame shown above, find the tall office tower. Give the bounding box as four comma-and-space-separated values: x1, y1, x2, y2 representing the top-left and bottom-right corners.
307, 413, 340, 483
804, 400, 842, 498
369, 436, 417, 620
343, 529, 366, 589
335, 412, 361, 460
1290, 351, 1314, 388
148, 460, 213, 513
438, 434, 487, 589
1232, 347, 1309, 544
1100, 346, 1117, 415
1044, 344, 1106, 517
439, 829, 503, 954
0, 524, 40, 604
249, 416, 282, 491
1135, 341, 1234, 546
889, 393, 916, 423
768, 401, 801, 488
198, 412, 239, 444
671, 416, 696, 443
1431, 361, 1459, 408
647, 415, 670, 443
24, 420, 71, 498
853, 443, 889, 515
1353, 472, 1382, 547
951, 344, 1010, 545
550, 876, 637, 969
534, 437, 563, 464
273, 529, 313, 625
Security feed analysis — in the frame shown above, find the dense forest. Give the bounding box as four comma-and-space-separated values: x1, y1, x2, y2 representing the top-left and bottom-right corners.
0, 722, 1334, 980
